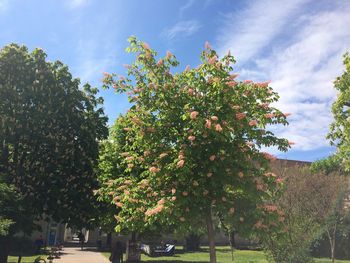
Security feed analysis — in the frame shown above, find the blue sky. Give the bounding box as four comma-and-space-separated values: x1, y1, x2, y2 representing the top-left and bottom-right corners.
1, 0, 349, 162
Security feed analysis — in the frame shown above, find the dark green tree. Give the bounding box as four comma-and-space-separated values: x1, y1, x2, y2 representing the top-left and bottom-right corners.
0, 44, 108, 262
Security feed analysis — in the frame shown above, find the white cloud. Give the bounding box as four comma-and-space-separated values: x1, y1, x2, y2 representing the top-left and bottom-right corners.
217, 1, 350, 152
163, 20, 201, 40
66, 0, 89, 9
217, 0, 311, 63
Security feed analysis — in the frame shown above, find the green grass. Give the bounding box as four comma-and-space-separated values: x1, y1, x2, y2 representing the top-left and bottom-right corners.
102, 246, 350, 263
8, 255, 48, 263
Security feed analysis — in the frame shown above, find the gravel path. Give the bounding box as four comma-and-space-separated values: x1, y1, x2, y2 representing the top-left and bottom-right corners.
54, 247, 109, 263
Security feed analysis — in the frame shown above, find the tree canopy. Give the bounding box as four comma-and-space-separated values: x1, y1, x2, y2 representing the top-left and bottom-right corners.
99, 37, 291, 262
0, 44, 108, 231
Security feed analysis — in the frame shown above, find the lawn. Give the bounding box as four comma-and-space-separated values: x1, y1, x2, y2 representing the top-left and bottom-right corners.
102, 246, 350, 263
8, 255, 47, 263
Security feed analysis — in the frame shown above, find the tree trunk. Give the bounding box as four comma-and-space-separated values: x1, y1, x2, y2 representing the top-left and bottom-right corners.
106, 232, 112, 249
206, 209, 217, 263
0, 236, 10, 263
185, 233, 201, 251
326, 229, 335, 263
228, 231, 234, 261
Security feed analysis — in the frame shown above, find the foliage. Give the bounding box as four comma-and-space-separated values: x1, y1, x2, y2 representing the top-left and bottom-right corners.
311, 154, 345, 174
260, 166, 347, 263
326, 52, 350, 172
99, 36, 290, 262
0, 44, 108, 231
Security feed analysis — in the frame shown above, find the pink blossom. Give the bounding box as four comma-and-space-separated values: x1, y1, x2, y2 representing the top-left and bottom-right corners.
144, 150, 151, 156
171, 196, 176, 201
244, 80, 252, 84
229, 207, 235, 214
262, 152, 277, 161
158, 198, 165, 205
238, 172, 244, 178
207, 172, 213, 178
254, 220, 265, 229
177, 159, 185, 168
185, 65, 190, 71
209, 155, 216, 161
249, 120, 258, 126
239, 217, 244, 222
227, 81, 237, 87
288, 141, 295, 145
166, 51, 172, 59
264, 172, 276, 177
188, 88, 194, 95
256, 81, 270, 88
157, 59, 163, 66
264, 205, 278, 212
123, 127, 132, 132
171, 188, 176, 194
115, 202, 123, 208
159, 153, 168, 159
121, 152, 129, 157
180, 217, 185, 222
142, 42, 150, 50
190, 111, 199, 120
215, 124, 223, 132
149, 167, 160, 173
211, 116, 218, 121
205, 41, 211, 49
205, 119, 212, 129
276, 178, 284, 184
182, 191, 188, 196
127, 163, 134, 168
236, 112, 246, 120
261, 103, 269, 109
283, 112, 292, 117
203, 190, 209, 196
222, 197, 227, 202
264, 113, 275, 119
188, 135, 196, 141
208, 55, 218, 65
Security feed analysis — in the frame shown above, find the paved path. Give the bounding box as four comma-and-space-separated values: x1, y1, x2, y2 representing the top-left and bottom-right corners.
55, 247, 109, 263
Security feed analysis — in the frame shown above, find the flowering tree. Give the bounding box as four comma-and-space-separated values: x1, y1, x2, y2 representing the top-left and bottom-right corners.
100, 36, 290, 263
0, 44, 108, 263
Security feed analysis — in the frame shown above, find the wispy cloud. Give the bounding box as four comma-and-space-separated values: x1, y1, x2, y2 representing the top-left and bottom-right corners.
72, 38, 118, 84
179, 0, 195, 17
217, 0, 310, 64
163, 20, 201, 40
217, 1, 350, 152
66, 0, 89, 9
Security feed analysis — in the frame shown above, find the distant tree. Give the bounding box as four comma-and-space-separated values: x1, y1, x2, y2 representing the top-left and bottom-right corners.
315, 52, 350, 172
260, 166, 347, 263
0, 44, 108, 262
99, 37, 291, 263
